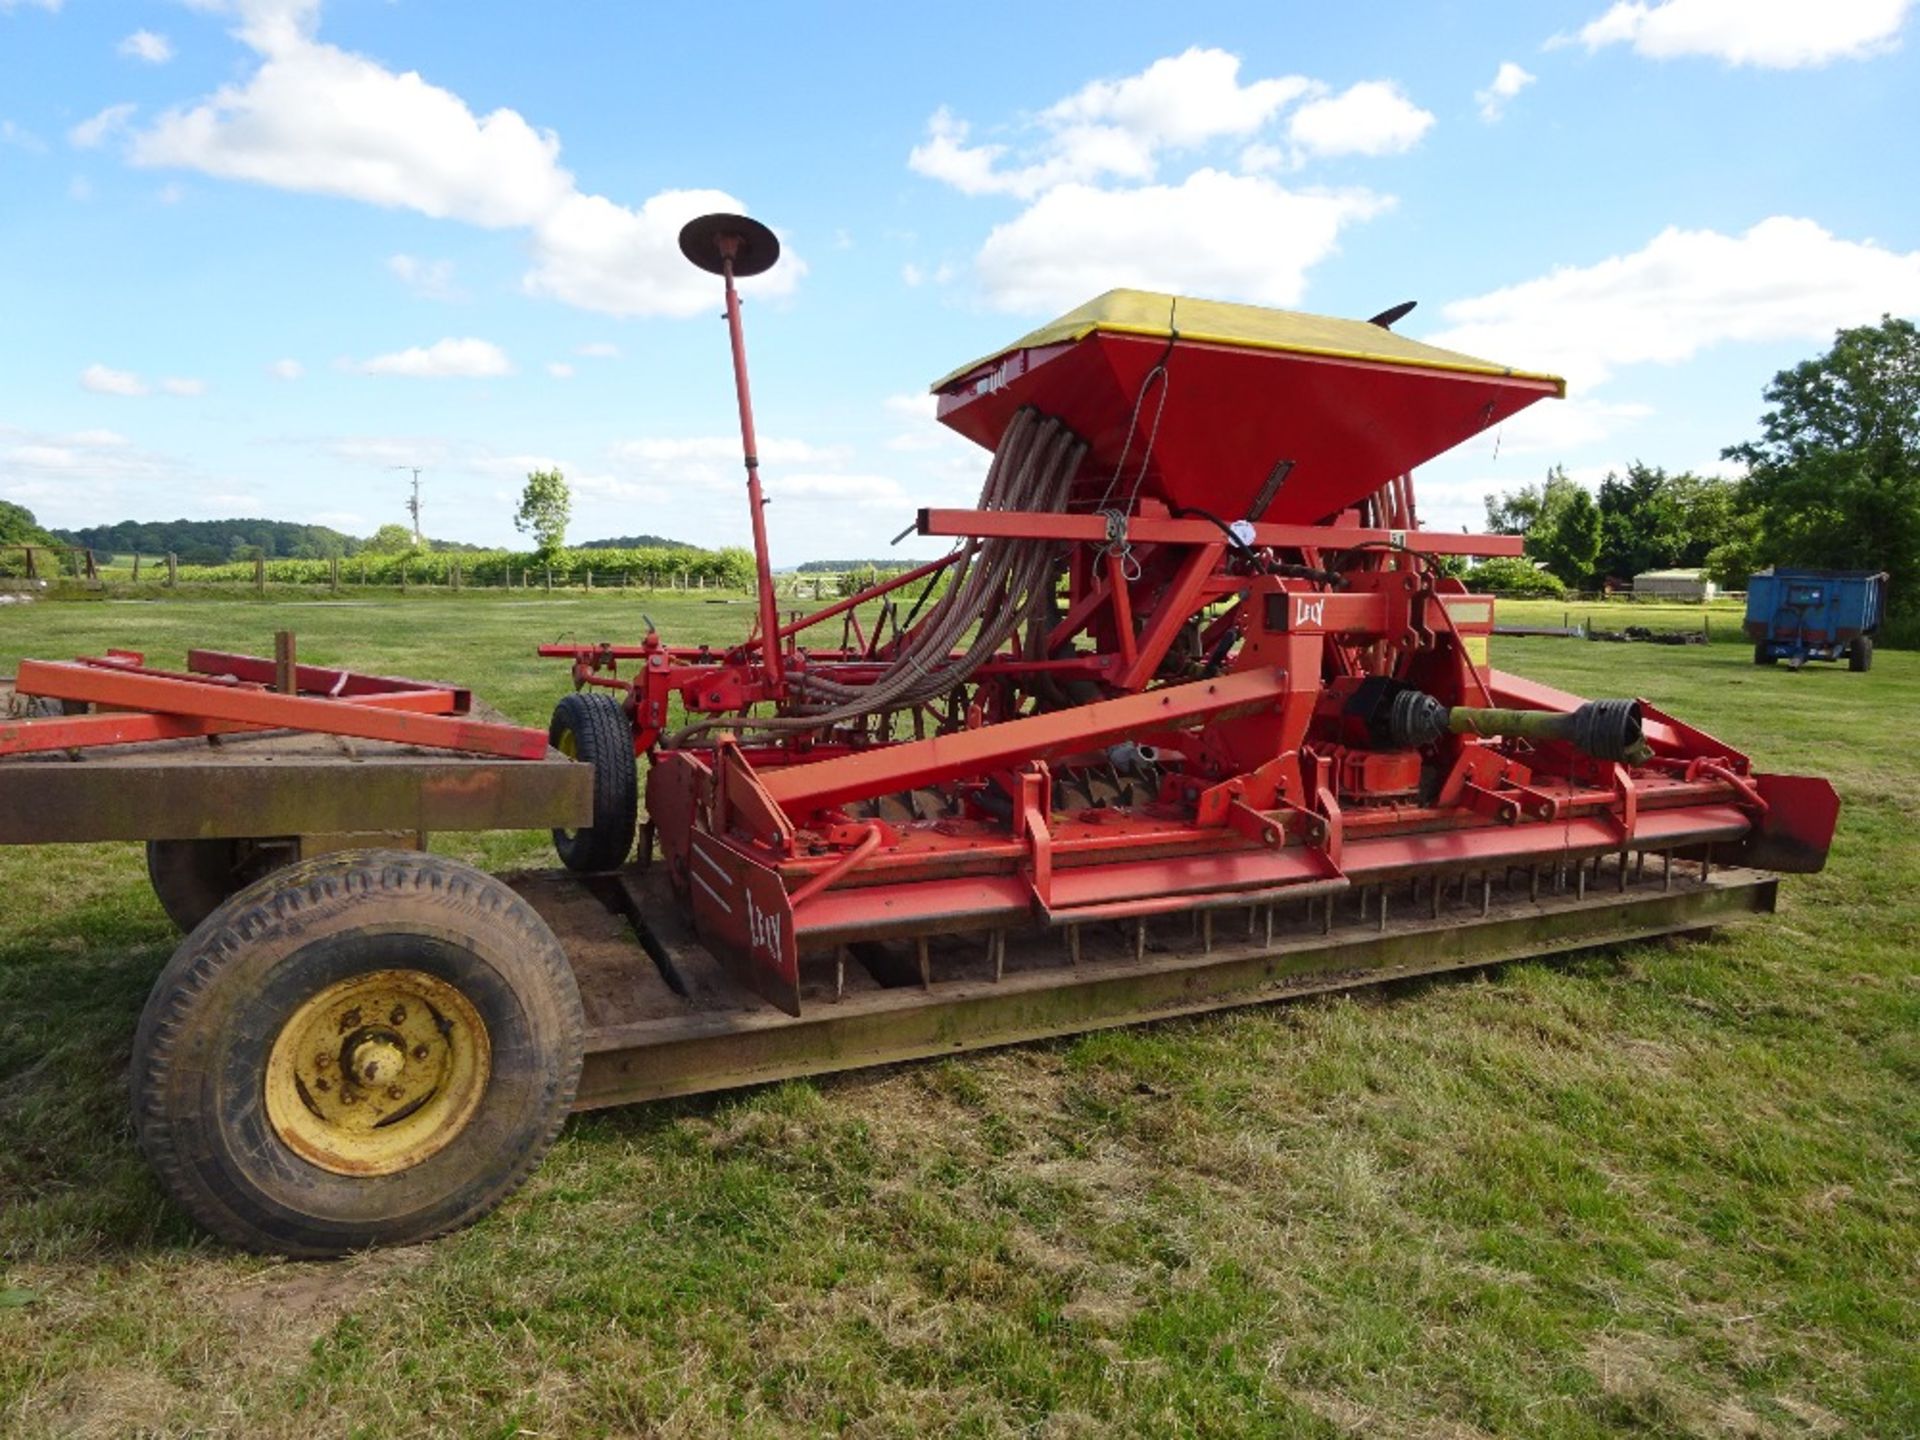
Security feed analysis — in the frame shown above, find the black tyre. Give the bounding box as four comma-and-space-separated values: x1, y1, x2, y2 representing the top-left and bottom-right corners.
146, 837, 298, 933
1849, 636, 1873, 672
1753, 644, 1776, 666
132, 850, 584, 1256
548, 691, 637, 872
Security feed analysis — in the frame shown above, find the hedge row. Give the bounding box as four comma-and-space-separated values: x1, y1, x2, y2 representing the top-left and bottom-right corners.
168, 545, 759, 589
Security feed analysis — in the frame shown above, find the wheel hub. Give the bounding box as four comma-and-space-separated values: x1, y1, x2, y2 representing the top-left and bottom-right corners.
265, 969, 491, 1176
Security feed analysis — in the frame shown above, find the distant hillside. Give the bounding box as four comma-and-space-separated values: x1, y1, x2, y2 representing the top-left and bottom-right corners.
577, 534, 696, 551
795, 559, 916, 573
52, 518, 480, 565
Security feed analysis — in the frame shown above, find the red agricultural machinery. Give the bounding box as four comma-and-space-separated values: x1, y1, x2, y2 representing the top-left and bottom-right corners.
539, 214, 1838, 1015
0, 213, 1838, 1256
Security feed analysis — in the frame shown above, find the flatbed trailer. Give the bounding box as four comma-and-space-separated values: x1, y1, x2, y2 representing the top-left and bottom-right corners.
0, 681, 593, 927
550, 861, 1780, 1110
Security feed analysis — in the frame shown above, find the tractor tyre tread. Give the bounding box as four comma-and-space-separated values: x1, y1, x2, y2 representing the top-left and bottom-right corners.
1849, 635, 1873, 672
549, 691, 638, 872
132, 849, 584, 1257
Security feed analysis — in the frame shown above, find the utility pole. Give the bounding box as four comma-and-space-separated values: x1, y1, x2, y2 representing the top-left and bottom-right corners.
390, 465, 425, 544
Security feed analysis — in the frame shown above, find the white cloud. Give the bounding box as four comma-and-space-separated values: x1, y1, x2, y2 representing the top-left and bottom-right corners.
1, 119, 47, 153
976, 169, 1390, 313
80, 363, 147, 396
119, 29, 174, 64
267, 357, 304, 380
916, 50, 1420, 315
0, 425, 176, 521
1426, 216, 1920, 392
0, 0, 65, 12
1572, 0, 1912, 67
1479, 396, 1655, 456
1287, 81, 1435, 158
69, 102, 136, 149
909, 49, 1315, 198
609, 436, 849, 469
159, 376, 207, 397
775, 473, 905, 503
1476, 62, 1536, 122
354, 337, 512, 378
386, 252, 462, 301
523, 188, 801, 318
546, 361, 574, 379
574, 341, 620, 358
127, 6, 801, 318
156, 181, 185, 204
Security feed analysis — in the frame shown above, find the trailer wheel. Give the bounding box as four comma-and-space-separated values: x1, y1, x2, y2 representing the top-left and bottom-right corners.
548, 691, 638, 872
131, 849, 584, 1257
1849, 636, 1873, 672
1753, 644, 1777, 666
146, 837, 297, 933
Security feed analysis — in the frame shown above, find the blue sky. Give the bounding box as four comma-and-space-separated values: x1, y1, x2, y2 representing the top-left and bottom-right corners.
3, 0, 1917, 563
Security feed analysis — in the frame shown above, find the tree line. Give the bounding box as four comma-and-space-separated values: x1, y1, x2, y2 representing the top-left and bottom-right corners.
1480, 317, 1916, 631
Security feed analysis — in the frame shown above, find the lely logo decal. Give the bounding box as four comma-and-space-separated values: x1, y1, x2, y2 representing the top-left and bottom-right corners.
745, 888, 783, 964
1294, 596, 1326, 628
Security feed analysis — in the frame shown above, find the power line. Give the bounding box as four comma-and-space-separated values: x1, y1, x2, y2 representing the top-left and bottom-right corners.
389, 465, 425, 543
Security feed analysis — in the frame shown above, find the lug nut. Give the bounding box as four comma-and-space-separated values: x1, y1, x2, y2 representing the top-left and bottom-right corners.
389, 1005, 407, 1024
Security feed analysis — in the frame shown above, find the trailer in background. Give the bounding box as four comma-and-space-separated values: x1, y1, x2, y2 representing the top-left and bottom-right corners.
1745, 568, 1888, 671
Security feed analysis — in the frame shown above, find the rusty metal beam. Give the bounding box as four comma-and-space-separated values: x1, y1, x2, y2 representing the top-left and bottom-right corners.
571, 867, 1777, 1107
14, 659, 546, 759
0, 751, 591, 844
186, 650, 472, 709
0, 687, 462, 757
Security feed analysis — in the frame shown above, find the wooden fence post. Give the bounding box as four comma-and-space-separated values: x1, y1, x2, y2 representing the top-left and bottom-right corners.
254, 555, 266, 595
330, 555, 341, 592
131, 553, 141, 582
166, 552, 177, 586
544, 566, 552, 592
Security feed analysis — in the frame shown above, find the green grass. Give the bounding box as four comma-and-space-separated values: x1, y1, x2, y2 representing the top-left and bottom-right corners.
1, 593, 1915, 1437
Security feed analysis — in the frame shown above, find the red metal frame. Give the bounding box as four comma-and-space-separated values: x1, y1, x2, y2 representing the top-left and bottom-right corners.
5, 651, 547, 760
540, 274, 1839, 1017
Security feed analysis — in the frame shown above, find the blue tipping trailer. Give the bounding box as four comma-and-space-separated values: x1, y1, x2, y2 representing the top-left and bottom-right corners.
1745, 568, 1888, 671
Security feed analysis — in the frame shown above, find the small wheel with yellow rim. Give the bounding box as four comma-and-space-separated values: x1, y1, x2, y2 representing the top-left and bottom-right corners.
132, 849, 583, 1256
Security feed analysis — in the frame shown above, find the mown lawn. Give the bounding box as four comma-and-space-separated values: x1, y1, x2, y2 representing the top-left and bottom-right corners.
1, 592, 1914, 1438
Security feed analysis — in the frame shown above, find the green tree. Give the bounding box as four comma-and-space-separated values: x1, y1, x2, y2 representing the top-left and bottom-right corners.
0, 501, 53, 547
363, 523, 420, 554
1532, 484, 1602, 587
1725, 315, 1919, 619
1485, 467, 1599, 586
515, 467, 571, 557
1595, 462, 1743, 578
1466, 555, 1567, 598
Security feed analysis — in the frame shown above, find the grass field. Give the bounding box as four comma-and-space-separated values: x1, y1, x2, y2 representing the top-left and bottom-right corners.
1, 592, 1914, 1438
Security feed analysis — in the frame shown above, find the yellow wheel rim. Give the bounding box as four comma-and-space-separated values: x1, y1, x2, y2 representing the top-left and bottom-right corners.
265, 969, 491, 1176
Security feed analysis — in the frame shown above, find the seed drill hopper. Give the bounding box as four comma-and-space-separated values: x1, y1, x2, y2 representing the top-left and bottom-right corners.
547, 213, 1839, 1020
